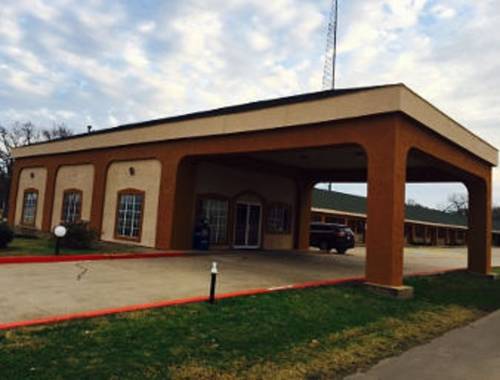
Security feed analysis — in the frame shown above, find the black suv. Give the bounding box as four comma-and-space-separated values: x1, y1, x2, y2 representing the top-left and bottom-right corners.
309, 222, 355, 254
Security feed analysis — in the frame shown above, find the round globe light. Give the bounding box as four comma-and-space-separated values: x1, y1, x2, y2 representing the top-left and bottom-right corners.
54, 225, 67, 238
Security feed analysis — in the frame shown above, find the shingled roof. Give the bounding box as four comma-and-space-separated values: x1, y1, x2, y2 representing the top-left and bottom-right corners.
311, 188, 500, 230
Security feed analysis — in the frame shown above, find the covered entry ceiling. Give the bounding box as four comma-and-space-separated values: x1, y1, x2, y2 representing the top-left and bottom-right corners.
206, 145, 461, 183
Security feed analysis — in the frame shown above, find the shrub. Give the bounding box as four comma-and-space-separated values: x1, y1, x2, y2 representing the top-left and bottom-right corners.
0, 222, 14, 249
15, 227, 42, 239
60, 221, 98, 249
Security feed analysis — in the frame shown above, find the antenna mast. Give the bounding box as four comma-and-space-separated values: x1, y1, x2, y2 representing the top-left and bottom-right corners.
322, 0, 338, 90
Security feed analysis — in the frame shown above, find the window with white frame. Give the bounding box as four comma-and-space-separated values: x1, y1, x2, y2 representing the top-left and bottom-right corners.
116, 190, 144, 240
62, 190, 82, 224
267, 203, 291, 234
199, 198, 228, 245
22, 189, 38, 226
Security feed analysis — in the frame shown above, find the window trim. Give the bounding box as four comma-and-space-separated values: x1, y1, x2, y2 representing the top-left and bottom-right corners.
266, 202, 292, 235
114, 188, 145, 242
196, 193, 230, 246
21, 188, 39, 227
60, 188, 83, 224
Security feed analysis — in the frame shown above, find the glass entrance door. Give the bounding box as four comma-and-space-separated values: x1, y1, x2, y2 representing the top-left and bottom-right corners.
234, 202, 262, 248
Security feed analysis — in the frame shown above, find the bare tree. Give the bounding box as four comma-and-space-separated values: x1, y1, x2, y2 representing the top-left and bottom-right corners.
0, 122, 39, 178
407, 199, 423, 207
0, 121, 73, 216
41, 123, 73, 141
441, 193, 468, 217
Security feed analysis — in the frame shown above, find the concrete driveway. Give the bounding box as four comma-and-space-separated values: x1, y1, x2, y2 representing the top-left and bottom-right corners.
1, 247, 499, 324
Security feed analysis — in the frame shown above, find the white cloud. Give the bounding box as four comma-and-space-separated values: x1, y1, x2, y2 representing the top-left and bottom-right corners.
431, 4, 456, 19
0, 7, 23, 42
247, 30, 272, 51
137, 21, 156, 34
123, 38, 150, 69
3, 46, 47, 75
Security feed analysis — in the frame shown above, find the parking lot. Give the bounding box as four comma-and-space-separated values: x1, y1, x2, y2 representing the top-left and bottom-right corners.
1, 246, 499, 324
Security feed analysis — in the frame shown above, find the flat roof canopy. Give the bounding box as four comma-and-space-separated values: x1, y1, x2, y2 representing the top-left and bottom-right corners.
12, 83, 498, 166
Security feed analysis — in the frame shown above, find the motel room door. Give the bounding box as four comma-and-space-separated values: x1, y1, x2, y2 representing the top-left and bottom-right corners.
233, 202, 262, 249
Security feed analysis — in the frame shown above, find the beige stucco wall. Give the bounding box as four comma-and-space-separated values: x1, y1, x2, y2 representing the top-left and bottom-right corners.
101, 159, 161, 247
195, 162, 296, 249
14, 167, 47, 229
51, 164, 94, 228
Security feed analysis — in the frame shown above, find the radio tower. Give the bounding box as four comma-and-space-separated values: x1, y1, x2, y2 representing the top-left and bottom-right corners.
322, 0, 338, 90
323, 0, 338, 192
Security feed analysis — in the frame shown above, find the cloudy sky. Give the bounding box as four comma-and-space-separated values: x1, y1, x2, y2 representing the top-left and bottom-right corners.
1, 0, 499, 207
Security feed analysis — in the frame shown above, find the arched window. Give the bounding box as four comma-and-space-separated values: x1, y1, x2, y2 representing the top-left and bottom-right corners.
21, 188, 38, 226
61, 189, 82, 224
115, 189, 145, 241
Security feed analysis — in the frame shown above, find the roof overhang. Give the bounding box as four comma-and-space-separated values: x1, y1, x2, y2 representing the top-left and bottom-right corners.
12, 84, 498, 165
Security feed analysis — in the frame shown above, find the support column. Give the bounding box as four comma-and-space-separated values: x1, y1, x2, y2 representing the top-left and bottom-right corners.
365, 128, 412, 298
466, 175, 495, 277
431, 227, 438, 246
89, 160, 109, 233
154, 153, 197, 250
169, 158, 197, 250
7, 164, 21, 226
295, 179, 313, 250
41, 163, 58, 232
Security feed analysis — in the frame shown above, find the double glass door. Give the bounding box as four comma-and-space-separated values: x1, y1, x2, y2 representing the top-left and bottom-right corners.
234, 202, 262, 248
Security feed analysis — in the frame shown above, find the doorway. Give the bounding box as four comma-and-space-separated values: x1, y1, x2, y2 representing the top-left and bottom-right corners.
234, 201, 262, 248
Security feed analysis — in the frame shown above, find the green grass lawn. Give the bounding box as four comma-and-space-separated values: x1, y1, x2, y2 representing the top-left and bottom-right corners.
1, 268, 499, 380
0, 236, 156, 257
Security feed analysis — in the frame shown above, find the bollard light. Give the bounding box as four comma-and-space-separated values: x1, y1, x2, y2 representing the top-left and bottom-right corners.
53, 225, 67, 256
209, 261, 218, 304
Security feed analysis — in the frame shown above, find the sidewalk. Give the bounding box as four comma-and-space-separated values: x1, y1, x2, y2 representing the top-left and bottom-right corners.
346, 309, 500, 380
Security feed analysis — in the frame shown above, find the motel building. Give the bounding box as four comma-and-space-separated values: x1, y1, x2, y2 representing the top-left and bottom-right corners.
8, 84, 498, 296
311, 188, 500, 247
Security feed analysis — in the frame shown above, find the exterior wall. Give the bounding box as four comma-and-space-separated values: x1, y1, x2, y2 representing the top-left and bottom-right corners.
101, 159, 161, 247
14, 167, 47, 229
194, 162, 296, 249
51, 164, 94, 228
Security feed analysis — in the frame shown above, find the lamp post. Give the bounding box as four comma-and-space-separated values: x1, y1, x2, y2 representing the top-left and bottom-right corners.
53, 225, 67, 256
209, 261, 218, 304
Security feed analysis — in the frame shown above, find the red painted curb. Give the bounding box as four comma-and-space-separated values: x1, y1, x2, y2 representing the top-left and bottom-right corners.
0, 276, 365, 331
0, 252, 187, 265
0, 295, 209, 331
0, 268, 467, 331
